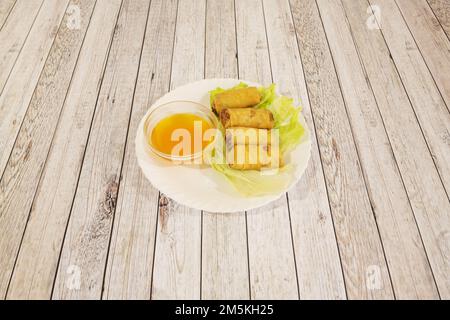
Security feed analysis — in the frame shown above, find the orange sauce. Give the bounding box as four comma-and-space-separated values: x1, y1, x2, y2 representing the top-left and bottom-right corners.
151, 113, 214, 157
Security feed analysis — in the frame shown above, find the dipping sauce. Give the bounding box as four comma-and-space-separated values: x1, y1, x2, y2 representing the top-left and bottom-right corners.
150, 113, 214, 157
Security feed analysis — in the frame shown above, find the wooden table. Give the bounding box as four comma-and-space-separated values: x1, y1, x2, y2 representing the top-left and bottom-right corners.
0, 0, 449, 300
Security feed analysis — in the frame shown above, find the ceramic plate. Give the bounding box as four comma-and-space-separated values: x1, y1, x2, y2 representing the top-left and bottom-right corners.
135, 79, 311, 212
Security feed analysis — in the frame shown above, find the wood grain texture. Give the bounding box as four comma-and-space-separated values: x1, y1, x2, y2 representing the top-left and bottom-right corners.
0, 0, 448, 300
152, 202, 202, 299
427, 0, 450, 39
53, 0, 149, 300
0, 0, 70, 298
367, 0, 450, 196
201, 0, 249, 300
235, 0, 272, 84
4, 0, 97, 300
103, 0, 178, 300
368, 0, 450, 298
0, 0, 16, 29
0, 0, 43, 94
292, 0, 393, 299
2, 0, 121, 300
0, 0, 68, 176
235, 0, 299, 300
201, 213, 249, 299
325, 0, 439, 299
263, 0, 346, 300
396, 0, 450, 111
151, 0, 205, 300
205, 0, 238, 79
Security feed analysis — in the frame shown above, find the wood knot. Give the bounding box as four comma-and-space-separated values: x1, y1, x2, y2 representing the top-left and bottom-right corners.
318, 212, 326, 222
24, 141, 32, 161
331, 138, 340, 160
159, 195, 170, 230
101, 177, 118, 217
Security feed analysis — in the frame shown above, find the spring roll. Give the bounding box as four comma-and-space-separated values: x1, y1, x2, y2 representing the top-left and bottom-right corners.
226, 127, 272, 146
227, 144, 282, 170
220, 108, 274, 129
213, 87, 261, 114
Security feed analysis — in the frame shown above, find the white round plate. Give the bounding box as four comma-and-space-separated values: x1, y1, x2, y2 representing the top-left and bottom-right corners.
135, 79, 311, 213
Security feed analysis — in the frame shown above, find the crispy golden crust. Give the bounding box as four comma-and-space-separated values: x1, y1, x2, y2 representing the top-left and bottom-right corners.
213, 87, 261, 113
227, 144, 282, 170
225, 127, 272, 145
220, 108, 274, 129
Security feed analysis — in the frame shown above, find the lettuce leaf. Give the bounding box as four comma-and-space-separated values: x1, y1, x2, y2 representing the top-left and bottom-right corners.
210, 162, 294, 196
206, 83, 305, 196
203, 135, 294, 196
263, 96, 304, 155
255, 84, 276, 109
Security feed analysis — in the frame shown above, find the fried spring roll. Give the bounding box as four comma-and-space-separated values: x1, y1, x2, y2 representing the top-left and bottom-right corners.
213, 87, 261, 114
225, 127, 272, 146
227, 144, 282, 170
220, 108, 274, 129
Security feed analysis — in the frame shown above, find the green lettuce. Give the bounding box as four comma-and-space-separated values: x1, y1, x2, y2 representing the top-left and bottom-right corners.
263, 96, 304, 154
210, 161, 294, 196
206, 83, 305, 196
255, 84, 276, 109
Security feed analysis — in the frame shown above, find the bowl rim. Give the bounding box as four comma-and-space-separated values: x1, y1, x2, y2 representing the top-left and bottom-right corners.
143, 100, 219, 162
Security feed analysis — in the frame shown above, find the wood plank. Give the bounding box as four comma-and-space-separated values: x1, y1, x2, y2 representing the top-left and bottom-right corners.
235, 0, 298, 300
235, 0, 272, 84
321, 0, 439, 299
0, 0, 17, 30
103, 0, 178, 300
365, 0, 450, 298
1, 0, 122, 300
0, 0, 70, 298
427, 0, 450, 39
0, 0, 43, 94
367, 0, 450, 196
396, 0, 450, 111
151, 0, 205, 300
201, 213, 249, 299
291, 0, 393, 299
52, 0, 149, 300
205, 0, 238, 79
0, 0, 67, 176
4, 0, 97, 300
201, 0, 249, 300
262, 0, 346, 300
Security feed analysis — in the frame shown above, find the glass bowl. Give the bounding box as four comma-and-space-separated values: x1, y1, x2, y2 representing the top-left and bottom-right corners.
143, 100, 218, 162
